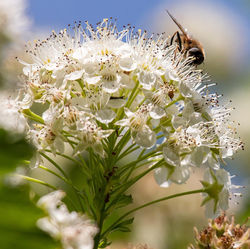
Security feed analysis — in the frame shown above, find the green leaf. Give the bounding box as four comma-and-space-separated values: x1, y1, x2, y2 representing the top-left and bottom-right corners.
111, 217, 134, 233
108, 194, 133, 211
0, 183, 59, 249
99, 237, 112, 248
0, 129, 34, 175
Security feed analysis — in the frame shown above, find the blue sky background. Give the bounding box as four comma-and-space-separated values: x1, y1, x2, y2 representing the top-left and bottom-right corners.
27, 0, 250, 67
27, 0, 250, 32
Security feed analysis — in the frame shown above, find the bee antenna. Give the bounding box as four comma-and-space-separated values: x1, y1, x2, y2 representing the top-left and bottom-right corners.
165, 9, 188, 37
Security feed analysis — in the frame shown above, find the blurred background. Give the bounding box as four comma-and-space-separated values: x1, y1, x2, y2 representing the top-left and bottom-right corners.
0, 0, 249, 248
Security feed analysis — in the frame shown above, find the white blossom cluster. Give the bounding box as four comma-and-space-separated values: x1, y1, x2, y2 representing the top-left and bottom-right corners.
0, 0, 29, 39
12, 19, 243, 190
37, 190, 98, 249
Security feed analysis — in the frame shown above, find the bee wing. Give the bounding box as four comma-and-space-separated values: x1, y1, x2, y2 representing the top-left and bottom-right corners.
166, 10, 189, 38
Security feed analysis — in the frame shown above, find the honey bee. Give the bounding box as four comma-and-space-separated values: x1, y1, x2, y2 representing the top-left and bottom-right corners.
166, 10, 205, 66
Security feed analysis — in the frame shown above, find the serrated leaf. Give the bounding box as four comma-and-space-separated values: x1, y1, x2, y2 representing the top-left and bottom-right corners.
113, 194, 133, 209
111, 217, 134, 233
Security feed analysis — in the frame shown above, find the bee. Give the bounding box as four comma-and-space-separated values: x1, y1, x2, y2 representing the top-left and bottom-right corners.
166, 10, 205, 66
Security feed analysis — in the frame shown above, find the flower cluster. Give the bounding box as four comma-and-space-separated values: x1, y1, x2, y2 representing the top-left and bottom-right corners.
11, 19, 243, 213
37, 190, 98, 249
188, 213, 250, 249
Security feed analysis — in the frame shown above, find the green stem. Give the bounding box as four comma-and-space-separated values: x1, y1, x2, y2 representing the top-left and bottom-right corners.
164, 94, 184, 109
102, 188, 205, 238
38, 165, 69, 184
93, 124, 121, 249
18, 175, 57, 190
44, 150, 82, 166
119, 150, 162, 176
116, 144, 139, 162
107, 159, 164, 211
40, 152, 68, 179
22, 109, 45, 124
93, 203, 106, 249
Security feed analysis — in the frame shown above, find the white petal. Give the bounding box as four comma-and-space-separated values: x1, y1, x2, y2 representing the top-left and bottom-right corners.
72, 47, 88, 61
37, 217, 60, 238
133, 127, 156, 148
172, 115, 186, 130
149, 106, 165, 119
219, 189, 229, 210
138, 71, 156, 90
44, 63, 58, 71
124, 107, 134, 118
120, 74, 135, 89
30, 153, 42, 169
115, 119, 130, 127
102, 80, 120, 93
119, 56, 137, 71
179, 82, 192, 98
205, 199, 219, 218
168, 70, 180, 81
65, 69, 84, 81
163, 146, 180, 167
206, 154, 220, 170
216, 169, 231, 186
54, 137, 65, 153
170, 165, 190, 184
85, 75, 101, 85
107, 98, 126, 108
190, 147, 207, 167
154, 166, 171, 188
95, 108, 116, 124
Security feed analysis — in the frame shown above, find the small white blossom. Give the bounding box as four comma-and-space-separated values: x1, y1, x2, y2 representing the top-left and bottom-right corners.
116, 105, 156, 148
73, 117, 113, 157
0, 93, 27, 134
37, 191, 98, 249
30, 107, 65, 155
201, 169, 242, 218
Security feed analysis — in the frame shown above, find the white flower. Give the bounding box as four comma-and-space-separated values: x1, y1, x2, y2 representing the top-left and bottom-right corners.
73, 117, 113, 157
37, 191, 98, 249
162, 124, 214, 167
154, 163, 190, 187
116, 105, 156, 148
0, 93, 27, 134
37, 190, 65, 210
201, 169, 242, 218
30, 106, 65, 155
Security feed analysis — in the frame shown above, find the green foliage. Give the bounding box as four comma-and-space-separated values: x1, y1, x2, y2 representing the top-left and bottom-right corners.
0, 183, 59, 249
111, 217, 134, 233
0, 128, 58, 249
0, 128, 34, 175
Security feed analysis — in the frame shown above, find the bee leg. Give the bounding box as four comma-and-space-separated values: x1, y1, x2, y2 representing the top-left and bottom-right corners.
164, 31, 177, 49
176, 31, 182, 51
170, 31, 178, 45
170, 31, 182, 51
